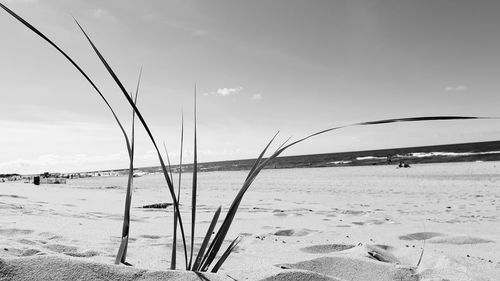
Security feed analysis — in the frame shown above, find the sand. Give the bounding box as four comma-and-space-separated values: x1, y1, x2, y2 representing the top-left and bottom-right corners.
1, 161, 499, 280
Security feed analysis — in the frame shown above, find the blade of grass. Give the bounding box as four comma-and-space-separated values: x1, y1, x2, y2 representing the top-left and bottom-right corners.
163, 143, 175, 186
115, 69, 142, 264
211, 236, 242, 273
163, 141, 178, 269
192, 206, 221, 272
171, 112, 184, 269
188, 86, 198, 270
201, 116, 495, 270
71, 18, 189, 269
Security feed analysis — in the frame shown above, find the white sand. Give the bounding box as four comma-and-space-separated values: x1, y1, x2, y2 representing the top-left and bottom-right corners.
1, 161, 499, 280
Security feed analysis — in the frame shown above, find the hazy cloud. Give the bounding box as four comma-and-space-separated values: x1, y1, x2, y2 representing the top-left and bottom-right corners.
444, 85, 467, 92
251, 94, 263, 100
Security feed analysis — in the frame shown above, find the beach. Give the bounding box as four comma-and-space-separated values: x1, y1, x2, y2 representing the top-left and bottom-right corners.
1, 161, 499, 280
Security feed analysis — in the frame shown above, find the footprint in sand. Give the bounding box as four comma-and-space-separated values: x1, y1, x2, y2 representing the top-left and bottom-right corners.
43, 244, 78, 253
398, 232, 445, 241
0, 228, 34, 236
428, 236, 494, 245
139, 234, 163, 239
0, 194, 28, 199
64, 250, 100, 257
17, 238, 38, 246
38, 232, 63, 240
272, 209, 287, 217
3, 247, 42, 257
273, 228, 313, 237
300, 244, 355, 254
43, 244, 100, 257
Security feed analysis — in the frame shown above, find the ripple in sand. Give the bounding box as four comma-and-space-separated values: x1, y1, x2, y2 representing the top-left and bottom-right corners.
301, 244, 355, 254
398, 232, 445, 241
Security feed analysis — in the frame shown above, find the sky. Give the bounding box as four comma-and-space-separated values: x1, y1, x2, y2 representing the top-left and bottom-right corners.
1, 0, 500, 174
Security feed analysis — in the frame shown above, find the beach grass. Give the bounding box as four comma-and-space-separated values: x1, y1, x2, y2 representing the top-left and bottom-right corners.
0, 2, 497, 273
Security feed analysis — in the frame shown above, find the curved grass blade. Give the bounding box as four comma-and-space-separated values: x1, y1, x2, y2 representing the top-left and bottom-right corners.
71, 18, 189, 268
200, 132, 279, 271
211, 236, 242, 273
188, 86, 198, 270
171, 112, 184, 269
201, 116, 497, 270
115, 69, 142, 264
192, 206, 221, 272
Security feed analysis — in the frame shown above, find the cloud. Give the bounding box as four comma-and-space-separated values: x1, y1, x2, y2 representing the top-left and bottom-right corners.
251, 94, 263, 100
204, 87, 243, 97
444, 85, 467, 92
217, 87, 243, 96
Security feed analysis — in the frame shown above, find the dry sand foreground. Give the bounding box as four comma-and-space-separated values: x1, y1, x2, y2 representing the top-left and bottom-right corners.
1, 161, 499, 280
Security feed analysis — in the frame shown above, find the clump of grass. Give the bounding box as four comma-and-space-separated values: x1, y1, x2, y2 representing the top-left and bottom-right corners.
1, 3, 497, 273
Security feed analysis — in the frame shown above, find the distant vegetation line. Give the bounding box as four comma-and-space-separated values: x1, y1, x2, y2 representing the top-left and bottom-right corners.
95, 140, 500, 175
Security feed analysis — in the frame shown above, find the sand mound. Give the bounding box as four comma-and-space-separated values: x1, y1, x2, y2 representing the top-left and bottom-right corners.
261, 269, 342, 281
428, 235, 494, 245
278, 256, 417, 281
0, 255, 233, 281
398, 232, 444, 241
301, 244, 355, 254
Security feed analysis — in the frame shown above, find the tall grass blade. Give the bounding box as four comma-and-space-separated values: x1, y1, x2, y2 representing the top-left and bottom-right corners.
188, 86, 198, 270
115, 70, 142, 264
211, 236, 242, 273
171, 112, 184, 269
71, 18, 189, 268
201, 116, 495, 270
192, 206, 221, 272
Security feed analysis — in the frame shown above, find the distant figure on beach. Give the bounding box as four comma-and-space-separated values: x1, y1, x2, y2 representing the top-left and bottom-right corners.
387, 154, 392, 164
398, 161, 411, 168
